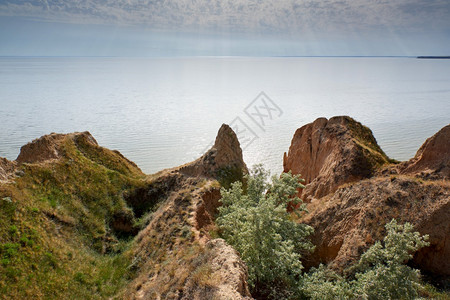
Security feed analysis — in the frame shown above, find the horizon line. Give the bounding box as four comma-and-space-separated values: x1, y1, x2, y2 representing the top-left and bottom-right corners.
0, 55, 422, 59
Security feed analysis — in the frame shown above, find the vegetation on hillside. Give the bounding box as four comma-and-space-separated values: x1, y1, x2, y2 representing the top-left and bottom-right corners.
217, 166, 437, 300
0, 133, 446, 299
0, 136, 147, 299
303, 219, 429, 299
217, 165, 314, 298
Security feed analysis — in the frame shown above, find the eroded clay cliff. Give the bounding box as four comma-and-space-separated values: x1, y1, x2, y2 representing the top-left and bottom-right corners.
1, 125, 251, 299
283, 116, 390, 201
302, 176, 449, 276
399, 124, 450, 179
15, 132, 94, 164
124, 124, 251, 300
286, 118, 450, 279
13, 131, 142, 176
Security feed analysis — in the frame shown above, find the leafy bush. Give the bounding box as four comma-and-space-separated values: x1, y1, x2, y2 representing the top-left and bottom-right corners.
351, 219, 429, 299
217, 165, 431, 300
303, 219, 430, 300
217, 165, 314, 298
302, 264, 353, 300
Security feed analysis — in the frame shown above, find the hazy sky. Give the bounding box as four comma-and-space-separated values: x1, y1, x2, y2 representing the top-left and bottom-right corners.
1, 0, 450, 56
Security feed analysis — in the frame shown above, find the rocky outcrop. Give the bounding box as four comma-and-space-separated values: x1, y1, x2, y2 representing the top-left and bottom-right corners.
399, 124, 450, 179
195, 188, 222, 231
1, 125, 251, 299
15, 132, 87, 164
302, 176, 450, 276
182, 239, 252, 300
3, 131, 100, 180
283, 116, 390, 201
14, 131, 142, 176
298, 123, 450, 279
0, 157, 16, 182
180, 124, 248, 179
125, 124, 252, 299
0, 129, 151, 297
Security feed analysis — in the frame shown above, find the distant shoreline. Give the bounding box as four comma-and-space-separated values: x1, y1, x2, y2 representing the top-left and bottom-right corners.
2, 55, 448, 59
0, 55, 416, 59
417, 56, 450, 59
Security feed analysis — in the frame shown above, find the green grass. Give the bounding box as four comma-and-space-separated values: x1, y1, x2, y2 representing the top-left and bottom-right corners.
342, 116, 398, 172
0, 134, 148, 299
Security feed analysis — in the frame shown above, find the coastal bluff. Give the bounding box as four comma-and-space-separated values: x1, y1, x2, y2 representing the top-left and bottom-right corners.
283, 117, 450, 279
0, 125, 250, 299
1, 118, 448, 298
283, 116, 390, 202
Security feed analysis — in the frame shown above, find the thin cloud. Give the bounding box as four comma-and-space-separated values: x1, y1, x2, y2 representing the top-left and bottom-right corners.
0, 0, 449, 36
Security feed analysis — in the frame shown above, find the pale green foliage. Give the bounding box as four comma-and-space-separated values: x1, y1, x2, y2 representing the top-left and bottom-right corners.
215, 165, 430, 299
303, 219, 430, 300
217, 165, 314, 297
351, 219, 430, 299
302, 265, 353, 300
355, 219, 429, 270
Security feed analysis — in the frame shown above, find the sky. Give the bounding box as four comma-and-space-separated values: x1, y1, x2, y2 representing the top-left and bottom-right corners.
1, 0, 450, 56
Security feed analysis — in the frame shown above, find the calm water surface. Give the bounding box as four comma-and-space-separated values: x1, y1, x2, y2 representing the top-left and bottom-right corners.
0, 57, 449, 175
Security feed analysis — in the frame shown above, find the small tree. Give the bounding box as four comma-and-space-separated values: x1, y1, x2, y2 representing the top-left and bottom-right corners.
217, 165, 314, 298
351, 219, 429, 299
303, 219, 430, 300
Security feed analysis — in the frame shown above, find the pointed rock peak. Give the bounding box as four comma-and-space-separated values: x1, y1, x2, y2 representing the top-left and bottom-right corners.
284, 116, 390, 201
214, 124, 236, 147
16, 131, 97, 164
180, 124, 247, 181
212, 124, 245, 169
400, 124, 450, 179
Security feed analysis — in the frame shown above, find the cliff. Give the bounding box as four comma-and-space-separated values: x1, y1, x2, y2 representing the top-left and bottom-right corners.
398, 124, 450, 179
284, 117, 449, 283
302, 176, 449, 276
0, 131, 146, 298
0, 126, 250, 299
1, 117, 448, 298
15, 131, 142, 176
283, 116, 390, 201
124, 124, 250, 299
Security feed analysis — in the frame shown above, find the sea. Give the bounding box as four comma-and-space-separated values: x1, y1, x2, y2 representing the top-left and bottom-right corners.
0, 57, 449, 175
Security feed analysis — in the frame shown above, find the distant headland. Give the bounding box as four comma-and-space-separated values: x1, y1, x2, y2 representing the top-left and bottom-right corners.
417, 56, 450, 59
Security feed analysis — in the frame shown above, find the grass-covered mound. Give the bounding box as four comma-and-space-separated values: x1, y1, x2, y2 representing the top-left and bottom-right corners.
0, 132, 147, 299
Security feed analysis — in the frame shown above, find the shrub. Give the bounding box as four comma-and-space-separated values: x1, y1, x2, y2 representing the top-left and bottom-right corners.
217, 165, 314, 298
302, 264, 353, 300
303, 219, 430, 300
351, 219, 429, 299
